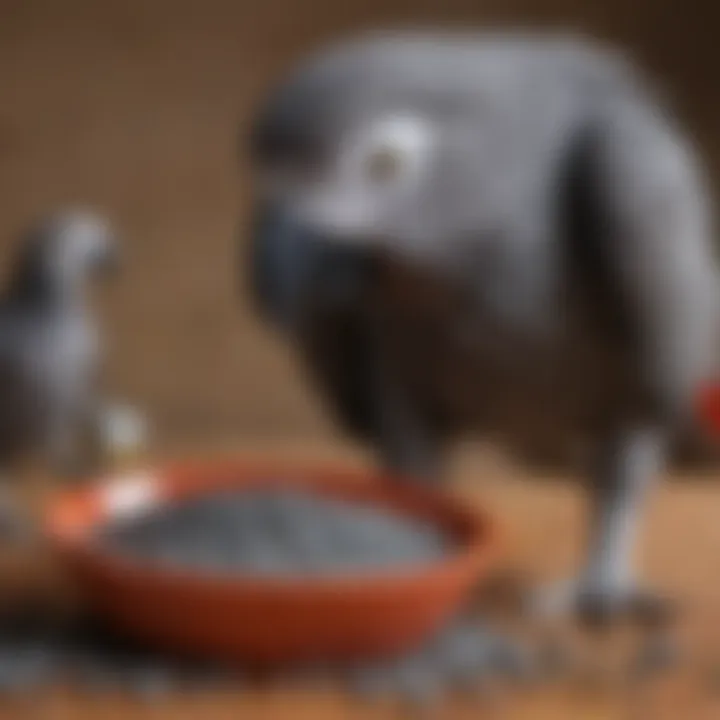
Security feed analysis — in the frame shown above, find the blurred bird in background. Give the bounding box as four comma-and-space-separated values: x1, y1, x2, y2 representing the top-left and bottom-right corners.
245, 31, 720, 625
0, 210, 134, 537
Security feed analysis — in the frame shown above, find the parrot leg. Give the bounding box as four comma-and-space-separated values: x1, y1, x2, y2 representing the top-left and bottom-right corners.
532, 425, 673, 629
379, 424, 443, 485
373, 360, 444, 484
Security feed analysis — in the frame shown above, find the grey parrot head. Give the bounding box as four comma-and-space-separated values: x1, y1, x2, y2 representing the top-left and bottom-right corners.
245, 32, 500, 330
9, 210, 119, 303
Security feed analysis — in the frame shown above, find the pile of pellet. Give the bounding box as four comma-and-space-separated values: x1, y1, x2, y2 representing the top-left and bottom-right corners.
345, 617, 533, 703
0, 612, 533, 703
0, 611, 686, 703
98, 487, 454, 575
0, 615, 238, 698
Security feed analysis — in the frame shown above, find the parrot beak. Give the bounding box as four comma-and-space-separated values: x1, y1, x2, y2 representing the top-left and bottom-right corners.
247, 202, 373, 331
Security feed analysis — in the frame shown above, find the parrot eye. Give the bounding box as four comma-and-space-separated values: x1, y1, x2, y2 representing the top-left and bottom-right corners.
353, 115, 435, 190
364, 145, 405, 184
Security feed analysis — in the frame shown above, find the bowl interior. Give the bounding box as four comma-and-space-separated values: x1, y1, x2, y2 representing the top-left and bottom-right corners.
47, 460, 496, 587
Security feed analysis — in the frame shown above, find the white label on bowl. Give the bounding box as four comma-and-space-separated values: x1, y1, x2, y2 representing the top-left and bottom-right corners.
101, 471, 161, 519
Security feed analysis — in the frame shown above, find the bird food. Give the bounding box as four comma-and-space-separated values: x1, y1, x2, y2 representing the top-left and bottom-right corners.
96, 486, 454, 577
0, 611, 534, 702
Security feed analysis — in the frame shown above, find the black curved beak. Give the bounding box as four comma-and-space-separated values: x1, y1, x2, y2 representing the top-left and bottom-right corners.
246, 202, 372, 330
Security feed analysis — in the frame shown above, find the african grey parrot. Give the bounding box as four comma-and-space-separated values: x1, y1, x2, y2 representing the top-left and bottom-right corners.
244, 31, 720, 623
0, 210, 117, 532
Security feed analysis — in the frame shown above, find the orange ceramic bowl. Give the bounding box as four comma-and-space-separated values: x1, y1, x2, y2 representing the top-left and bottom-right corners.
46, 458, 498, 667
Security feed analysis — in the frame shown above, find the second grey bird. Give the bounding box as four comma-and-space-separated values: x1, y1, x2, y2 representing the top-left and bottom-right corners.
245, 31, 720, 624
0, 210, 117, 531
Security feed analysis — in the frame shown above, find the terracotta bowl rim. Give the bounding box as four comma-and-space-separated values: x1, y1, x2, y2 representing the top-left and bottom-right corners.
44, 455, 501, 596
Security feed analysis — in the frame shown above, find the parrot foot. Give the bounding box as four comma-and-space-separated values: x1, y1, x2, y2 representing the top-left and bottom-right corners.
528, 578, 677, 631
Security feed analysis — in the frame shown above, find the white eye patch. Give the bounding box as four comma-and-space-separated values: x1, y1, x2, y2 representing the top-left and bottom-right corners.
291, 114, 437, 239
342, 113, 436, 189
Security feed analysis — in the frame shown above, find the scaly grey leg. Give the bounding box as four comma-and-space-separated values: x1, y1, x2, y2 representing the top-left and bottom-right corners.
533, 425, 672, 627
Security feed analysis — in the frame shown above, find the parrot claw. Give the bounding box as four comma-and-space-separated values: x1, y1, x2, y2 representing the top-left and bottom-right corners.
528, 579, 676, 631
